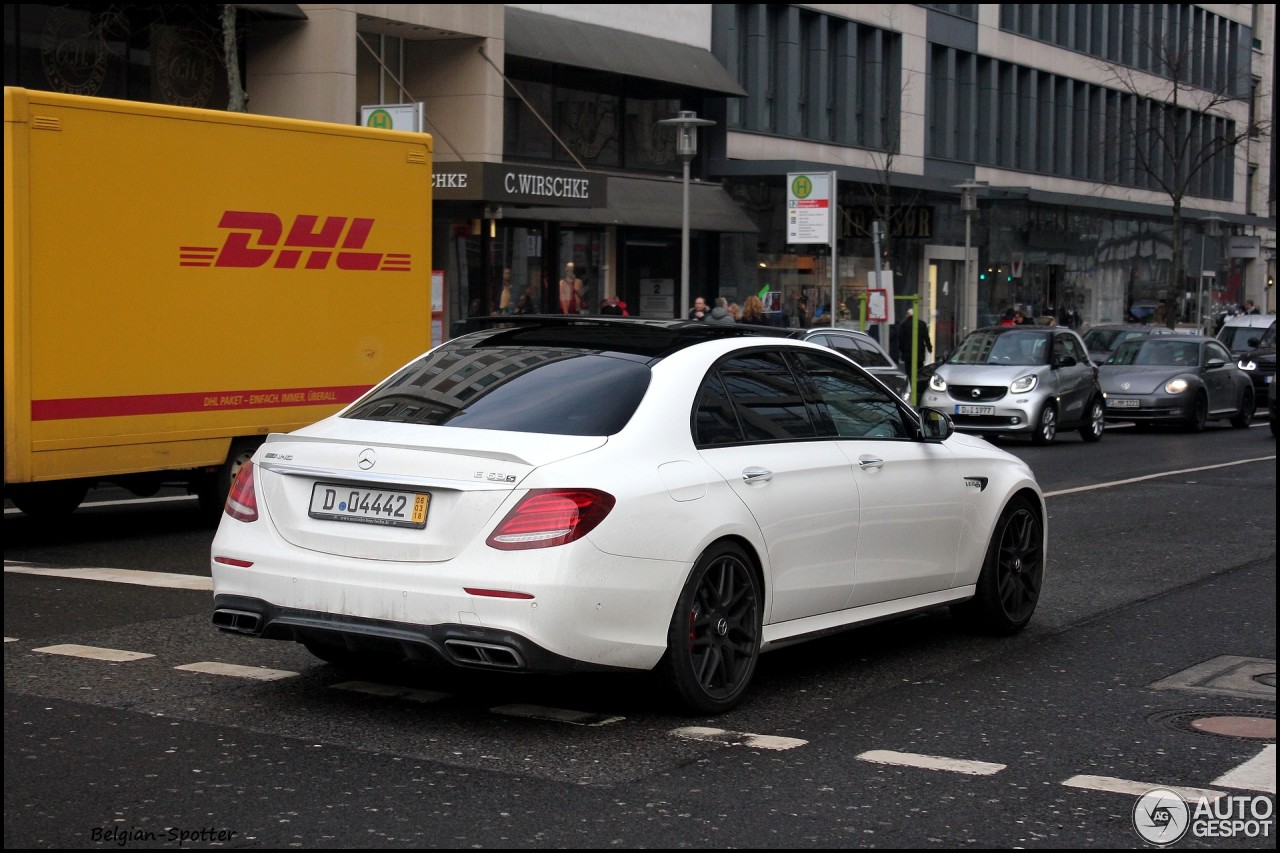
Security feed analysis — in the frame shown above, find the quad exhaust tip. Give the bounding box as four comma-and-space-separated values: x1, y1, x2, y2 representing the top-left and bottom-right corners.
444, 639, 524, 669
212, 609, 263, 635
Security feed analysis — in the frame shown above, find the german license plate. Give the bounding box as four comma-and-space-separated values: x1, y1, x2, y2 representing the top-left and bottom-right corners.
309, 483, 429, 528
955, 405, 994, 416
1108, 398, 1140, 409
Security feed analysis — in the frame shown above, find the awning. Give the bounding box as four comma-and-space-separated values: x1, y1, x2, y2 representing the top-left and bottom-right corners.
505, 8, 747, 97
233, 4, 307, 20
511, 176, 758, 233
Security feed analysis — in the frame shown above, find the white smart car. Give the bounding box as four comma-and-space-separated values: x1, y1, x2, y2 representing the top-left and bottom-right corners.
212, 317, 1046, 713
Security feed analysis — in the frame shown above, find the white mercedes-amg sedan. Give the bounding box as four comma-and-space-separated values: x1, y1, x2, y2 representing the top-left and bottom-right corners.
212, 317, 1046, 713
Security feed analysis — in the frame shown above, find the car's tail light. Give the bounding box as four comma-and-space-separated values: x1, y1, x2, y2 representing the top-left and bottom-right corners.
486, 489, 615, 550
224, 461, 259, 522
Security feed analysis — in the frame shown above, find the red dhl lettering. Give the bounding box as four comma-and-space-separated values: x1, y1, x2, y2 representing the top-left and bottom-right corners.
179, 212, 413, 272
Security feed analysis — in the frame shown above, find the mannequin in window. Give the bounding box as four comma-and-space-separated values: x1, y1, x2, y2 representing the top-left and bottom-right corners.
559, 262, 582, 314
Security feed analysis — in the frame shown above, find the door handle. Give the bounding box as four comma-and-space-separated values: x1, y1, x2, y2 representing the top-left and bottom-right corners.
741, 467, 773, 484
858, 455, 884, 470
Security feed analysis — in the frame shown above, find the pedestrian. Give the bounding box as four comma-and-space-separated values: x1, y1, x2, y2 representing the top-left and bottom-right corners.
741, 294, 765, 324
1244, 300, 1260, 315
704, 297, 736, 325
688, 296, 709, 321
897, 307, 933, 374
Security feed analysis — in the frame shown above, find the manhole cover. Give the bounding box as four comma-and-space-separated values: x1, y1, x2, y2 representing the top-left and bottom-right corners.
1148, 709, 1276, 741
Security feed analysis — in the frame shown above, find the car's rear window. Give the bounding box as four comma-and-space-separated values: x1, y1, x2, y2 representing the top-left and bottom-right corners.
343, 346, 651, 436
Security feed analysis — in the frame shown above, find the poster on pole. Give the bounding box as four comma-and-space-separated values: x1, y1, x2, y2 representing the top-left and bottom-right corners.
787, 173, 833, 245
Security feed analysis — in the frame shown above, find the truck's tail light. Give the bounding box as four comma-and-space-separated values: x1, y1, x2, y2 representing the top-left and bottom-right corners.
486, 489, 615, 550
224, 461, 259, 522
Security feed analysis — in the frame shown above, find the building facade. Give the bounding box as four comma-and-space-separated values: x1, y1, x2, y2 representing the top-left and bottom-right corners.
5, 3, 1274, 351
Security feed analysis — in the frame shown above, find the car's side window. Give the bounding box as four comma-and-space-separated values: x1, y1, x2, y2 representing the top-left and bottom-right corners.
790, 350, 909, 439
693, 370, 743, 446
1058, 334, 1085, 363
696, 350, 817, 445
1205, 341, 1232, 364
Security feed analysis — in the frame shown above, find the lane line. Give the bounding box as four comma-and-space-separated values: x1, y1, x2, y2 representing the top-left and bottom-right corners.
4, 564, 211, 591
1063, 774, 1227, 801
1044, 455, 1275, 497
175, 662, 297, 681
1213, 744, 1276, 794
672, 726, 807, 751
857, 749, 1005, 775
32, 644, 154, 662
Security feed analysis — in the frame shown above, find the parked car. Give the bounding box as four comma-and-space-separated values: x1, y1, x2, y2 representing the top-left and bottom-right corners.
919, 326, 1105, 444
1082, 323, 1173, 364
788, 326, 912, 401
1217, 313, 1276, 358
211, 317, 1046, 714
1099, 335, 1254, 431
1235, 319, 1276, 405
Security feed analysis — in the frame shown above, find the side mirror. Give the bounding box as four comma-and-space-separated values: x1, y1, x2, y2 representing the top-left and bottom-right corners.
1053, 354, 1077, 368
1205, 357, 1226, 369
918, 407, 954, 441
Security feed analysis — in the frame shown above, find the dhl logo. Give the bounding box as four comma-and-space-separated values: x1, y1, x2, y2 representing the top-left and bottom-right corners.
180, 211, 412, 271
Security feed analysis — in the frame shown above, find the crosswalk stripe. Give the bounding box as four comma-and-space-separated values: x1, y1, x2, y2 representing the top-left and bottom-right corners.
4, 563, 212, 590
857, 749, 1005, 775
174, 662, 297, 681
33, 644, 154, 662
672, 725, 807, 751
1062, 774, 1227, 801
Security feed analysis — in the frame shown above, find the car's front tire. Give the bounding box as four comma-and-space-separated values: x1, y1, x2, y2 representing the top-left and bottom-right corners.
1031, 403, 1057, 445
1078, 396, 1105, 442
1185, 392, 1208, 432
659, 542, 762, 714
1230, 388, 1254, 428
953, 496, 1043, 634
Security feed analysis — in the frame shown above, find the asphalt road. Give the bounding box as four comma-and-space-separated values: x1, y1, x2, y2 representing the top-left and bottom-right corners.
4, 420, 1276, 848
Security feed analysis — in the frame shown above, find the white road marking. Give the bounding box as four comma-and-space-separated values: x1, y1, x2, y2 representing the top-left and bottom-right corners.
4, 494, 196, 514
331, 681, 452, 704
1043, 455, 1276, 497
1063, 774, 1227, 801
4, 637, 18, 643
174, 662, 297, 681
492, 704, 625, 726
672, 725, 807, 751
1213, 744, 1276, 794
857, 749, 1005, 775
32, 644, 154, 662
4, 563, 212, 591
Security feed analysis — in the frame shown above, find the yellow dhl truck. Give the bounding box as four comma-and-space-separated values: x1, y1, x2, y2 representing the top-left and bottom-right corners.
4, 87, 433, 518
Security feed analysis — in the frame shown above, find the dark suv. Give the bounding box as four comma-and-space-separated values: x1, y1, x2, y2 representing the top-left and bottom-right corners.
1236, 320, 1275, 409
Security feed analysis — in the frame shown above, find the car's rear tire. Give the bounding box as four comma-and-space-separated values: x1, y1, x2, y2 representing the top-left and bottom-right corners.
1031, 403, 1057, 445
1230, 389, 1254, 428
1078, 397, 1105, 442
1185, 392, 1208, 432
659, 542, 762, 715
953, 496, 1043, 634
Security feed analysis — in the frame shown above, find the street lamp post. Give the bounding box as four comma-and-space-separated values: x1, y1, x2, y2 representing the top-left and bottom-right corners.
954, 181, 987, 340
658, 110, 715, 318
1196, 214, 1224, 335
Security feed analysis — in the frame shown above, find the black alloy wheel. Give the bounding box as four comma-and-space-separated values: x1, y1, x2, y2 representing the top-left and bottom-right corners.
954, 496, 1044, 633
660, 542, 762, 714
1186, 392, 1208, 432
1078, 397, 1105, 442
1230, 389, 1254, 428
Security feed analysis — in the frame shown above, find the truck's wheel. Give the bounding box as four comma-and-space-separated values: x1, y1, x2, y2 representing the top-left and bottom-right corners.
9, 480, 89, 518
196, 439, 262, 521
